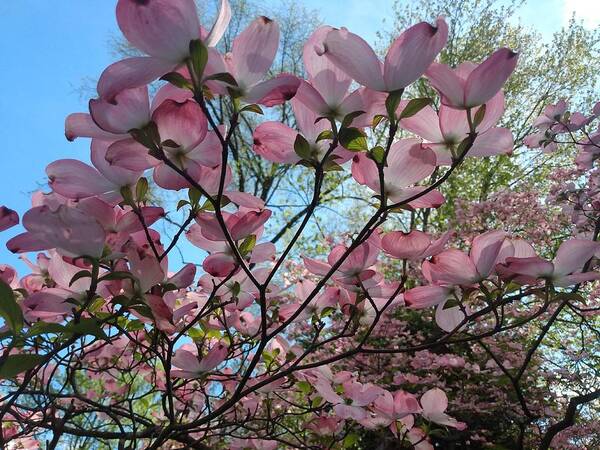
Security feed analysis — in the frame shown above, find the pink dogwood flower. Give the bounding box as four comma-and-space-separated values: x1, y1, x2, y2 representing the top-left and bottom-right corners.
380, 230, 451, 260
400, 92, 513, 164
420, 388, 466, 429
97, 0, 231, 100
210, 16, 301, 106
253, 96, 354, 164
321, 18, 448, 92
500, 238, 600, 287
171, 342, 228, 378
426, 48, 518, 108
294, 26, 368, 121
351, 138, 444, 208
47, 140, 142, 204
7, 205, 106, 259
303, 237, 380, 286
422, 230, 508, 286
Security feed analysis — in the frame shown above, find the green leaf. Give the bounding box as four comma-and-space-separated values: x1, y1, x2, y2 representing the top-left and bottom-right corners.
239, 104, 264, 115
343, 433, 359, 448
120, 186, 135, 206
399, 97, 432, 119
189, 39, 208, 80
455, 136, 473, 158
231, 281, 241, 297
0, 280, 23, 334
159, 72, 193, 90
0, 354, 45, 379
297, 380, 312, 394
203, 72, 238, 86
135, 177, 149, 201
69, 270, 92, 287
27, 322, 66, 337
338, 127, 368, 152
65, 318, 108, 341
370, 146, 385, 164
316, 130, 334, 142
294, 134, 312, 159
98, 271, 136, 283
385, 89, 404, 119
239, 235, 257, 257
372, 114, 387, 130
188, 187, 202, 205
341, 110, 365, 128
472, 104, 487, 129
177, 199, 190, 211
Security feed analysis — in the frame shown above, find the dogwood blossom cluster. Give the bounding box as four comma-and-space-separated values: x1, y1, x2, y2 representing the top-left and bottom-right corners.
0, 1, 599, 449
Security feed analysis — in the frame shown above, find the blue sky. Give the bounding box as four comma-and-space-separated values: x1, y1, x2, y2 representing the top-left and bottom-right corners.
0, 0, 598, 273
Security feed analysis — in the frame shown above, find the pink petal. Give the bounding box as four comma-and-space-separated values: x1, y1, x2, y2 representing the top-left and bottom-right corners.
553, 239, 600, 277
97, 56, 176, 101
464, 48, 518, 107
6, 233, 49, 254
399, 105, 444, 143
469, 127, 513, 157
91, 139, 142, 187
502, 256, 554, 281
167, 263, 196, 288
106, 138, 157, 171
333, 404, 368, 421
243, 73, 301, 106
435, 302, 465, 332
151, 82, 193, 112
420, 387, 448, 415
303, 256, 331, 276
391, 186, 445, 209
470, 230, 506, 278
231, 16, 280, 87
293, 80, 330, 117
383, 17, 448, 91
386, 140, 437, 188
18, 205, 105, 258
186, 130, 223, 167
323, 28, 386, 91
477, 91, 505, 132
0, 207, 19, 232
230, 210, 272, 241
381, 230, 431, 260
203, 252, 237, 277
303, 26, 352, 107
405, 285, 451, 308
46, 159, 114, 200
116, 0, 199, 61
225, 191, 265, 209
65, 113, 124, 142
426, 249, 479, 285
425, 62, 465, 107
153, 99, 208, 150
204, 0, 232, 47
554, 272, 600, 287
89, 86, 150, 134
198, 341, 228, 372
253, 122, 299, 164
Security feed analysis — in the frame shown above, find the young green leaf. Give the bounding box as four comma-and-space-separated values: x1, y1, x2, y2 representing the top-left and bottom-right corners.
0, 280, 23, 334
399, 97, 432, 119
0, 354, 45, 379
189, 39, 208, 80
294, 134, 312, 159
338, 127, 368, 152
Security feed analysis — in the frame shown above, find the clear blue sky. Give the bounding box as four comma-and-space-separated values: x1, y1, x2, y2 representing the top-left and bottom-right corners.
0, 0, 597, 273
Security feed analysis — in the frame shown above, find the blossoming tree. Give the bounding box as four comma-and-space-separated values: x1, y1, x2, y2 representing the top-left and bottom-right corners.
1, 0, 599, 448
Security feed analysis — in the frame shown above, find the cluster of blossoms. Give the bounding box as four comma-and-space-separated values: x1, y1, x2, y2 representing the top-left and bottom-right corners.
1, 0, 599, 448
